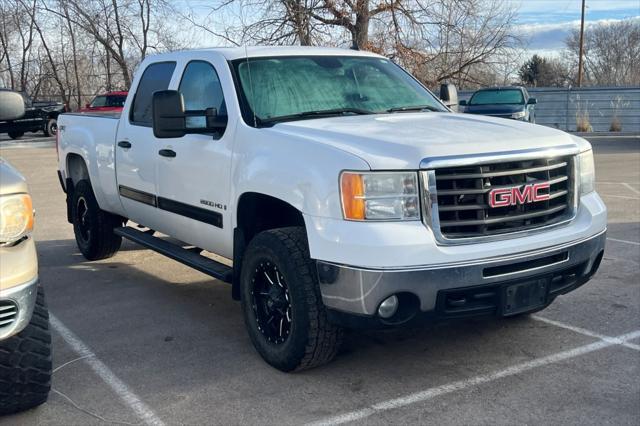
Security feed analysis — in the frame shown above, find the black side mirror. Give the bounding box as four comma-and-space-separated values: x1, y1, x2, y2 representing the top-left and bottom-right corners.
205, 108, 227, 130
153, 90, 187, 138
0, 90, 26, 120
527, 98, 537, 105
153, 90, 228, 139
439, 83, 459, 112
459, 100, 467, 106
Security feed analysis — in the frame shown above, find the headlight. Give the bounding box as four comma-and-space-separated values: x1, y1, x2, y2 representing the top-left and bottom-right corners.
340, 172, 420, 221
0, 194, 34, 243
512, 111, 526, 119
578, 149, 595, 195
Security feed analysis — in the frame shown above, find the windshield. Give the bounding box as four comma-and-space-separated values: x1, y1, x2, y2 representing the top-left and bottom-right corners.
91, 95, 126, 108
469, 89, 524, 105
233, 56, 446, 124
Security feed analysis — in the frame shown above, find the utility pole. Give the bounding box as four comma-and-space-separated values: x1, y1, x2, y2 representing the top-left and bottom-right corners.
577, 0, 586, 87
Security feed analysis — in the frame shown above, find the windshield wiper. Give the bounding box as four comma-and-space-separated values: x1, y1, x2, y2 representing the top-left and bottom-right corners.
386, 105, 440, 113
259, 108, 375, 124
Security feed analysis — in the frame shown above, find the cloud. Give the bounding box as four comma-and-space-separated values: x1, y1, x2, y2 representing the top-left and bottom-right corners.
516, 16, 640, 51
515, 0, 639, 15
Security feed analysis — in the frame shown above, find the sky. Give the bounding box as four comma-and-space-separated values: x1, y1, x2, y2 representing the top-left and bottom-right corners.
510, 0, 640, 55
182, 0, 640, 55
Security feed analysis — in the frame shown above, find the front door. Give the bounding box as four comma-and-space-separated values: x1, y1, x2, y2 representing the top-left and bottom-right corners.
155, 57, 235, 258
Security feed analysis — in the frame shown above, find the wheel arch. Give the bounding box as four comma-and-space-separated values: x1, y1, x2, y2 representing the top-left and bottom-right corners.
232, 191, 306, 300
66, 153, 90, 186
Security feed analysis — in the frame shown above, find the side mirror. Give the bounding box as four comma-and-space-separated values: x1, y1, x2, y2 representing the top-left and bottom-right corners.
85, 103, 90, 108
459, 100, 467, 106
0, 90, 26, 120
527, 98, 537, 105
152, 90, 187, 138
152, 90, 228, 139
439, 83, 458, 112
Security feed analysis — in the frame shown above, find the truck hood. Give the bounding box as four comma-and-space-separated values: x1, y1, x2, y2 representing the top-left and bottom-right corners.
463, 104, 525, 115
267, 112, 583, 169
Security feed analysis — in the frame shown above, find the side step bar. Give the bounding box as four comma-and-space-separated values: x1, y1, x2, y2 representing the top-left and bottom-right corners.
114, 226, 233, 283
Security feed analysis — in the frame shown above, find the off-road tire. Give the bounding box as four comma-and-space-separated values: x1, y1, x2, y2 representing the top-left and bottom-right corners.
8, 131, 23, 140
72, 179, 122, 260
43, 119, 57, 137
241, 227, 343, 372
0, 285, 52, 415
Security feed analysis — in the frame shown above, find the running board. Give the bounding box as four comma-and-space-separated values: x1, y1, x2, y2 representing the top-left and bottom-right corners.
114, 226, 233, 283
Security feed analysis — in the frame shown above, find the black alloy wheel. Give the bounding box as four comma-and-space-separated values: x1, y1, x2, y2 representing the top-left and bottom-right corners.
76, 196, 91, 244
250, 261, 292, 344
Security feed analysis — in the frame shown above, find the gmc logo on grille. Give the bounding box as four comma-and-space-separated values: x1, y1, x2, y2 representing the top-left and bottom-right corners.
489, 182, 550, 208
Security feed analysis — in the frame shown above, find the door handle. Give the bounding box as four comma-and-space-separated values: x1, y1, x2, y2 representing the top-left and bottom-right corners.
117, 141, 131, 149
158, 149, 176, 158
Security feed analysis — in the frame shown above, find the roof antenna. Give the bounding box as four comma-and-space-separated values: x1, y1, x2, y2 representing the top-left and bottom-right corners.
244, 45, 258, 127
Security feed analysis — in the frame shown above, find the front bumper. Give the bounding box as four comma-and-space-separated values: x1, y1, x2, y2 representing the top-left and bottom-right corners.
0, 275, 38, 340
318, 230, 606, 327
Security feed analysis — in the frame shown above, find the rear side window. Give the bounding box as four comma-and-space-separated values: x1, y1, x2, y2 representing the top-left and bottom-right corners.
130, 62, 176, 126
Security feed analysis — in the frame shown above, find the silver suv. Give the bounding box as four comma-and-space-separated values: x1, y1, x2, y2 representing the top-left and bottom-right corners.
0, 91, 51, 414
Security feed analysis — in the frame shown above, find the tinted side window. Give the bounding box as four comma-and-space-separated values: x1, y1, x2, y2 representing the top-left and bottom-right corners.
179, 61, 227, 118
131, 62, 176, 125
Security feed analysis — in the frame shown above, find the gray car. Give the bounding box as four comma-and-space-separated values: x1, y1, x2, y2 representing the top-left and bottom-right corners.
459, 86, 537, 123
0, 91, 52, 415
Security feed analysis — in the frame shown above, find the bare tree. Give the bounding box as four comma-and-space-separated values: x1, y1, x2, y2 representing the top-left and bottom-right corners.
201, 0, 519, 87
566, 19, 640, 86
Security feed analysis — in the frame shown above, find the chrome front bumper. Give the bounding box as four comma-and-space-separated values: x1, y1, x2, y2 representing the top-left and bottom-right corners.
317, 231, 606, 320
0, 276, 38, 340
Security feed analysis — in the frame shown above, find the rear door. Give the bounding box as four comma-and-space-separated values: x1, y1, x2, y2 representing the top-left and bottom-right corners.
115, 61, 176, 230
154, 56, 235, 258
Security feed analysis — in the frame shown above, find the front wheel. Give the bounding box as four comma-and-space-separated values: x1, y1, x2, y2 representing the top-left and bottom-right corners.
72, 179, 123, 260
0, 285, 52, 415
240, 227, 343, 372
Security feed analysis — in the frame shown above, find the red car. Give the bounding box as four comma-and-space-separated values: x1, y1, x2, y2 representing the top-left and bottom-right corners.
79, 91, 128, 113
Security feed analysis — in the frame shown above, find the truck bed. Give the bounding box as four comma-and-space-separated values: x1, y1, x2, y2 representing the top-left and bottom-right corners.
57, 111, 122, 215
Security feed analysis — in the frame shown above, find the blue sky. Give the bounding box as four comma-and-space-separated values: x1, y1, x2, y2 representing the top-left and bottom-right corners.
182, 0, 640, 54
511, 0, 640, 53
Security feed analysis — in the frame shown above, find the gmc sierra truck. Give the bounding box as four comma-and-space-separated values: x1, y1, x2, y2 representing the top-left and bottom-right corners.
56, 47, 607, 372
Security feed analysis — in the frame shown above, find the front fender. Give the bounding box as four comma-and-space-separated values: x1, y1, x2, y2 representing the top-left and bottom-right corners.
230, 125, 370, 227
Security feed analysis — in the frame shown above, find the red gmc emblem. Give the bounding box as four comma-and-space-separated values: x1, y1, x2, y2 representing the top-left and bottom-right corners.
489, 182, 550, 208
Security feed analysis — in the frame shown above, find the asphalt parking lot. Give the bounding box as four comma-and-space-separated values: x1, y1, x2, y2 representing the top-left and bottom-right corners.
1, 134, 638, 425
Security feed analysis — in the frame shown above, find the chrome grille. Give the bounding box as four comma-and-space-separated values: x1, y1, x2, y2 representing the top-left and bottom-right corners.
423, 156, 576, 242
0, 301, 18, 331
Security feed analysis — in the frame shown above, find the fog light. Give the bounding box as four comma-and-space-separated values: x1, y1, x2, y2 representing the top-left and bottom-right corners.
378, 295, 399, 319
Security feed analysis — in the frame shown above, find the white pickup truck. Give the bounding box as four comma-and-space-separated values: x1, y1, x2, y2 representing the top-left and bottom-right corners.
56, 47, 607, 371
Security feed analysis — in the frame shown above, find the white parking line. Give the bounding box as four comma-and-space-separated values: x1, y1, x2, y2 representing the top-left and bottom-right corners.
621, 183, 640, 195
532, 315, 640, 351
599, 194, 640, 200
307, 329, 640, 426
607, 237, 640, 246
50, 315, 165, 426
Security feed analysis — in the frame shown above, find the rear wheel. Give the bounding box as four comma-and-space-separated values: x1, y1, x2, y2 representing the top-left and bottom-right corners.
241, 227, 342, 372
8, 131, 23, 140
43, 119, 57, 137
0, 285, 52, 415
72, 179, 123, 260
